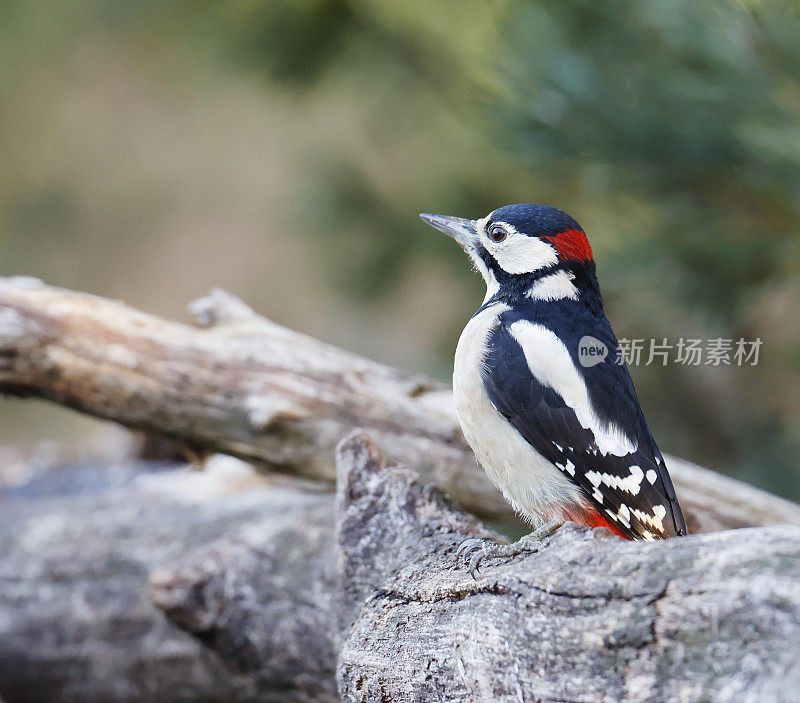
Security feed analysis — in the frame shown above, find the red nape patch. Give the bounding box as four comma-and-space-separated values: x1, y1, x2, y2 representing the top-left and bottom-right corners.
562, 503, 630, 540
544, 228, 593, 262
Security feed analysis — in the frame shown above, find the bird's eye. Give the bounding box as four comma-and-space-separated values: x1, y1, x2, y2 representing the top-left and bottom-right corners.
488, 225, 507, 243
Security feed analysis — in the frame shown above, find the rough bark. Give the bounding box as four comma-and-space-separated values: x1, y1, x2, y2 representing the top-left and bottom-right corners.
2, 431, 799, 703
1, 276, 798, 534
149, 492, 339, 703
0, 455, 338, 703
334, 432, 800, 703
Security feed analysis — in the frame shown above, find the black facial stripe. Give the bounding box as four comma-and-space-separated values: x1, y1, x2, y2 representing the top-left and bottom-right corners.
476, 242, 563, 289
475, 244, 511, 282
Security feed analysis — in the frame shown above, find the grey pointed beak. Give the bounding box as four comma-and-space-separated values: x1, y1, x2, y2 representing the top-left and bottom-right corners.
419, 213, 477, 250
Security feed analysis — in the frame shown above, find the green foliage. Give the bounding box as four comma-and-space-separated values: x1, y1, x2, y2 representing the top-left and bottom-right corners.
495, 0, 800, 314
1, 0, 798, 496
248, 0, 800, 494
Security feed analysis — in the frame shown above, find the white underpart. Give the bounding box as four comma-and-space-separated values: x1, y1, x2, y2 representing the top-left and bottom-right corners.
526, 270, 579, 301
480, 220, 559, 275
453, 304, 582, 524
508, 320, 637, 457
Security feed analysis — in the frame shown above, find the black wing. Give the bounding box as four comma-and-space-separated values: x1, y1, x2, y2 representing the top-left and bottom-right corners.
483, 313, 686, 540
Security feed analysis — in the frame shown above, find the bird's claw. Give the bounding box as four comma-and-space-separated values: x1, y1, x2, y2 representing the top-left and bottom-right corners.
455, 537, 506, 579
455, 520, 564, 580
455, 538, 489, 578
468, 549, 488, 580
455, 538, 485, 560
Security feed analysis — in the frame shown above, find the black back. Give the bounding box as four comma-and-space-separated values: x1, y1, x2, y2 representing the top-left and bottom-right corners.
482, 297, 687, 539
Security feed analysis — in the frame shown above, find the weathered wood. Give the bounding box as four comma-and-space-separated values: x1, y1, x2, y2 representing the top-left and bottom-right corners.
0, 455, 338, 703
150, 493, 339, 703
1, 276, 799, 533
334, 432, 800, 703
0, 277, 484, 510
4, 432, 798, 703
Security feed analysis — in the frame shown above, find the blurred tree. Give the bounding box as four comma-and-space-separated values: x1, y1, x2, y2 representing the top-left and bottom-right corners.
222, 0, 800, 494
0, 0, 798, 497
488, 0, 800, 494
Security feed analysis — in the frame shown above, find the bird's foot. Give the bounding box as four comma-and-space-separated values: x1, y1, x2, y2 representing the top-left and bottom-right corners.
456, 519, 564, 579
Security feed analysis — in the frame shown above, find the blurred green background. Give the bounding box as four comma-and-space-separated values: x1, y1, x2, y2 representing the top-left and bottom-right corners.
1, 0, 799, 498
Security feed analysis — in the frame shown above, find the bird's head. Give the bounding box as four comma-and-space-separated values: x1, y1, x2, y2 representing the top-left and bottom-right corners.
421, 203, 599, 307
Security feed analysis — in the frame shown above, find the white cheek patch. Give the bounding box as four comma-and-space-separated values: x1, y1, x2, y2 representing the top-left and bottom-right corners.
475, 214, 491, 235
483, 221, 559, 275
508, 321, 637, 457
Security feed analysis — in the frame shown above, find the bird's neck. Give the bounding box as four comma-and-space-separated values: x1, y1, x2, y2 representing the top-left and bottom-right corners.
482, 262, 603, 314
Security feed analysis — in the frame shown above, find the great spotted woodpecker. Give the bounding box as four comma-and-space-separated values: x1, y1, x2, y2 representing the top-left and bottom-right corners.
421, 203, 686, 575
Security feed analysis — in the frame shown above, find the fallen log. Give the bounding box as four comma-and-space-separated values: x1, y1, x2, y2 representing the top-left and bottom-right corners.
3, 430, 798, 703
1, 276, 798, 534
334, 433, 800, 703
0, 455, 338, 703
149, 490, 339, 703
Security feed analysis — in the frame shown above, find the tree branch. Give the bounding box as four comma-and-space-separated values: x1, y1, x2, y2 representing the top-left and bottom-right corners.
1, 276, 798, 533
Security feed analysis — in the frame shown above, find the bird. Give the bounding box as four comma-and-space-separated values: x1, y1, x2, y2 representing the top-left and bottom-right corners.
420, 203, 687, 576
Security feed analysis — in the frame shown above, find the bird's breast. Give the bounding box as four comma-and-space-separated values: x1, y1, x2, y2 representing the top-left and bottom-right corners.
453, 305, 581, 523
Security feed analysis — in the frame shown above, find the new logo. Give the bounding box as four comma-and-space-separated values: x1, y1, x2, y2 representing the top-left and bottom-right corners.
578, 336, 608, 367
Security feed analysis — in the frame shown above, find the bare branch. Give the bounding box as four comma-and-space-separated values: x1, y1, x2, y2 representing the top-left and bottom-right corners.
1, 276, 798, 532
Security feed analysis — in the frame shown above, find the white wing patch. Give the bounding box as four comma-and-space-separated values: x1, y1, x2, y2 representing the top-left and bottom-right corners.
508, 321, 637, 457
526, 270, 579, 301
585, 465, 644, 496
631, 504, 667, 533
555, 458, 576, 476
601, 501, 666, 534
